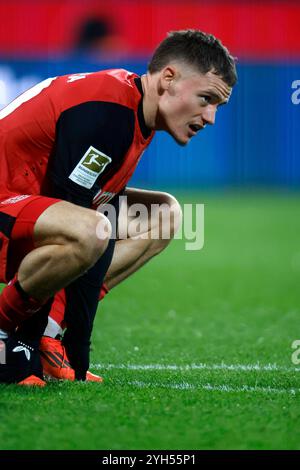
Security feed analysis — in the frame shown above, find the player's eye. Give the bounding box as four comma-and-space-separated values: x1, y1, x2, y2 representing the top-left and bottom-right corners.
199, 95, 211, 105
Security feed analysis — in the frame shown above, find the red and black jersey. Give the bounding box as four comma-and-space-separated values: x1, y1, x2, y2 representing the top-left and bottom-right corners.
0, 70, 155, 370
0, 69, 154, 207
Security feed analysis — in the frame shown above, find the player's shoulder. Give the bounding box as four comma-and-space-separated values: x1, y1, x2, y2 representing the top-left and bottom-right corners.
61, 68, 137, 85
55, 69, 140, 108
93, 68, 139, 88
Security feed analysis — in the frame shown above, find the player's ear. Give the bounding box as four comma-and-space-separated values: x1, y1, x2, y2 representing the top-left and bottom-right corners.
158, 66, 176, 93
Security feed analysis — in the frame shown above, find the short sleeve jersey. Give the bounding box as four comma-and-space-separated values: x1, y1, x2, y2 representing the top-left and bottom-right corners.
0, 69, 154, 208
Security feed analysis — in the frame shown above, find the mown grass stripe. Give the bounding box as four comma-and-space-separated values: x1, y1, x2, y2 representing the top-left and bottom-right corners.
126, 380, 299, 395
90, 362, 300, 373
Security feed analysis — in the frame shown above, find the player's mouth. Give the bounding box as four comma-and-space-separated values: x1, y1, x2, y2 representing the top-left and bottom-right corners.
187, 123, 203, 137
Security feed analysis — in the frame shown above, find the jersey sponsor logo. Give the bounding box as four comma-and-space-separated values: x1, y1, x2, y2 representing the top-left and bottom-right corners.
0, 194, 31, 205
69, 146, 112, 189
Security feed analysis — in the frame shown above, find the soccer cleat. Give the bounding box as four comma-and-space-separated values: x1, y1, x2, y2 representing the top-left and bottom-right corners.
85, 370, 103, 382
0, 335, 45, 386
39, 336, 103, 382
18, 375, 46, 387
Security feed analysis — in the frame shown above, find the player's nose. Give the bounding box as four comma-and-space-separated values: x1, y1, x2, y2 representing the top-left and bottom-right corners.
202, 105, 217, 126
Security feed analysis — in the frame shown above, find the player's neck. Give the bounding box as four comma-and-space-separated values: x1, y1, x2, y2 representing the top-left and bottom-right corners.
141, 73, 158, 130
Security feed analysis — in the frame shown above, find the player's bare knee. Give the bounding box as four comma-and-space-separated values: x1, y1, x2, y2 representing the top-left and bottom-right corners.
95, 213, 112, 248
74, 213, 112, 268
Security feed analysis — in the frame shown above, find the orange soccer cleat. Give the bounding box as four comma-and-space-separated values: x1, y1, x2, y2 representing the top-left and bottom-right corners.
18, 375, 46, 387
39, 336, 103, 382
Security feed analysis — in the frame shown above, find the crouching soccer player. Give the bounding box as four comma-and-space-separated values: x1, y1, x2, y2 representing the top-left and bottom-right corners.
39, 187, 183, 381
0, 29, 236, 386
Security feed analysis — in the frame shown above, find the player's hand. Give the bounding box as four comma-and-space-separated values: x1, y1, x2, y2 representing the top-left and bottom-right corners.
62, 329, 90, 381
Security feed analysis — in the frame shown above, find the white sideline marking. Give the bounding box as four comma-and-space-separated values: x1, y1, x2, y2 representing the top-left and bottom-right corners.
90, 362, 300, 373
127, 380, 299, 395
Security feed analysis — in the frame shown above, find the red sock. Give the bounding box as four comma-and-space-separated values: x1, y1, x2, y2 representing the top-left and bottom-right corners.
46, 284, 108, 336
0, 274, 46, 332
99, 283, 109, 301
48, 289, 66, 330
48, 284, 109, 325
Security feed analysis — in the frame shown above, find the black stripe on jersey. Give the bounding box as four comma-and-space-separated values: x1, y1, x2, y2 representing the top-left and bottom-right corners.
0, 212, 15, 238
47, 101, 135, 207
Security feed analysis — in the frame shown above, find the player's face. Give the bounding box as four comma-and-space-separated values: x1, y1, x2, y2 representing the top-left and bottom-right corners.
157, 66, 232, 145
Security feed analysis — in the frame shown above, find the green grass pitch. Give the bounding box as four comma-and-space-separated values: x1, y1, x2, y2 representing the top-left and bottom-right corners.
0, 191, 300, 450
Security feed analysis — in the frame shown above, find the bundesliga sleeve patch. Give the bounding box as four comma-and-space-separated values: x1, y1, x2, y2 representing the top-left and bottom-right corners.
69, 146, 112, 189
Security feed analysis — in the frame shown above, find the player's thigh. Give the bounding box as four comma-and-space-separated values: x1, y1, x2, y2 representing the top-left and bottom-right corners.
0, 194, 61, 282
33, 200, 106, 248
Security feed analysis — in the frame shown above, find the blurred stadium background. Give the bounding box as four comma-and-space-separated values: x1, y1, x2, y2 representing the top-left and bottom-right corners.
1, 0, 300, 452
0, 0, 299, 190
